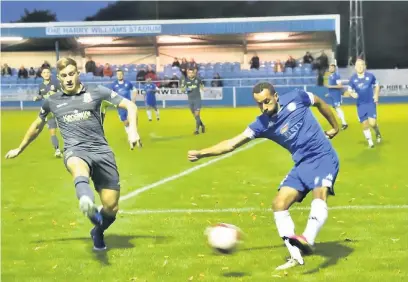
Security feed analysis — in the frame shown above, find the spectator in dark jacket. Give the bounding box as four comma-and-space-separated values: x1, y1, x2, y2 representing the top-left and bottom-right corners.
85, 57, 96, 74
180, 58, 188, 77
303, 51, 314, 64
211, 73, 223, 87
285, 56, 297, 69
137, 67, 147, 82
172, 57, 180, 68
250, 53, 260, 69
18, 65, 28, 79
1, 64, 12, 76
28, 67, 36, 77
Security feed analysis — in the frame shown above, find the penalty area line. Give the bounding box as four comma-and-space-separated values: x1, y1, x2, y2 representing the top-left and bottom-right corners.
119, 205, 408, 215
119, 139, 266, 202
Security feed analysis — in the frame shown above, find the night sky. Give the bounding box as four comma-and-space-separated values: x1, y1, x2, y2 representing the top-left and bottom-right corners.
1, 1, 115, 22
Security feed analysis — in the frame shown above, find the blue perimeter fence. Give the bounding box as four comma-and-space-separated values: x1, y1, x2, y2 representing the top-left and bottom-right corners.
1, 82, 408, 110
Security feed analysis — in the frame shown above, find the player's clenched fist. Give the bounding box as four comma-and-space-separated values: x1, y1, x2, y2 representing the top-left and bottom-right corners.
5, 148, 21, 159
188, 150, 201, 162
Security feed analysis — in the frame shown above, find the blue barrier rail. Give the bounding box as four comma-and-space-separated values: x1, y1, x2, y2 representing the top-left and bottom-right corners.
1, 84, 408, 110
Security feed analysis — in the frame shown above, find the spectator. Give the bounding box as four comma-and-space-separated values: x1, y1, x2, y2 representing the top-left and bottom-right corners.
315, 50, 329, 86
145, 65, 159, 87
41, 60, 51, 69
285, 56, 297, 69
188, 58, 198, 71
137, 67, 147, 82
85, 56, 96, 74
180, 58, 188, 77
211, 73, 223, 87
172, 57, 180, 68
18, 65, 28, 79
95, 64, 104, 77
103, 63, 113, 77
1, 63, 12, 76
36, 67, 42, 78
303, 51, 314, 64
28, 67, 36, 77
274, 60, 284, 73
250, 52, 260, 69
168, 74, 179, 88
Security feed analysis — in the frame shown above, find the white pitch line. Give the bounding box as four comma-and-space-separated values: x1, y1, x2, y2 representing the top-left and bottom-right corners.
119, 205, 408, 215
119, 139, 266, 202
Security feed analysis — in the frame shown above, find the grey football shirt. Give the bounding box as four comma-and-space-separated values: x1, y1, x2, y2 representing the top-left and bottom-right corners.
38, 80, 62, 99
180, 76, 203, 100
38, 84, 123, 153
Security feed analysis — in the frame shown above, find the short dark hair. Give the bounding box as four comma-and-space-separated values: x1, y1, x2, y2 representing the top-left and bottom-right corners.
116, 69, 124, 73
41, 67, 51, 73
253, 82, 276, 95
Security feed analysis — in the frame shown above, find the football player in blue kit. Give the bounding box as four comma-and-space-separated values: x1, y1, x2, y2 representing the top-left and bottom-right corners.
110, 69, 137, 146
143, 77, 160, 121
188, 82, 340, 270
348, 59, 382, 148
326, 64, 348, 129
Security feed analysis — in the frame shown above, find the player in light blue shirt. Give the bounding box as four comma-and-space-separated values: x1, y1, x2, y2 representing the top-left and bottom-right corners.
142, 77, 160, 121
188, 82, 340, 270
348, 59, 382, 148
326, 64, 348, 129
110, 69, 137, 147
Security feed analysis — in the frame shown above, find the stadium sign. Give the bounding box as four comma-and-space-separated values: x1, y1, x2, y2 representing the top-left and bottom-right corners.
380, 84, 408, 96
46, 25, 162, 36
135, 88, 223, 100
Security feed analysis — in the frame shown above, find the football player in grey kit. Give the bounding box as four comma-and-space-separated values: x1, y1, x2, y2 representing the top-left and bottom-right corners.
5, 58, 142, 251
33, 67, 63, 157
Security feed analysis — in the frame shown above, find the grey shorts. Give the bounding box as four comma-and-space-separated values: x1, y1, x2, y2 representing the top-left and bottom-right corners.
188, 99, 202, 112
47, 117, 57, 129
63, 149, 120, 191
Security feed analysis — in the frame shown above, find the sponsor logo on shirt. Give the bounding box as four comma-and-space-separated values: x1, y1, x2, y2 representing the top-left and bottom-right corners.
62, 110, 91, 123
280, 121, 303, 139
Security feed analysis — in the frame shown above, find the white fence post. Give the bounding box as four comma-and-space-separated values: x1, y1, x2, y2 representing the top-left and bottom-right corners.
232, 87, 237, 108
20, 100, 23, 111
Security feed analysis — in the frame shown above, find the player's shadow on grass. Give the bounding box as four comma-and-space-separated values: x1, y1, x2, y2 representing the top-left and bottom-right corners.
302, 240, 355, 274
345, 142, 383, 164
33, 234, 171, 266
149, 134, 189, 143
222, 272, 251, 278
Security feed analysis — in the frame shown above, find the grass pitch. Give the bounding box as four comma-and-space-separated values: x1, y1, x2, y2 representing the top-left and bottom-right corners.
2, 104, 408, 281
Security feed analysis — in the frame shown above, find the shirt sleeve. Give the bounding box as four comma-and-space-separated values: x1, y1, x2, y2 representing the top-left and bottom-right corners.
38, 99, 51, 121
97, 85, 124, 107
348, 76, 356, 91
298, 90, 315, 107
243, 116, 266, 139
371, 74, 379, 87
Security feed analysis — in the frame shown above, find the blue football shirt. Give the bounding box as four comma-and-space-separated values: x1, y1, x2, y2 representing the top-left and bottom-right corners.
328, 72, 342, 99
244, 89, 335, 164
111, 80, 134, 100
348, 72, 378, 105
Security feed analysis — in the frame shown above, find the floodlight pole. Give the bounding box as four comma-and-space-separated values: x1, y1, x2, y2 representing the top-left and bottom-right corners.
348, 0, 366, 66
55, 40, 60, 62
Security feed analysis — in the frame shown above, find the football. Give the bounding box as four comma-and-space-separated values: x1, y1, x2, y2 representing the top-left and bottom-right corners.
206, 223, 241, 254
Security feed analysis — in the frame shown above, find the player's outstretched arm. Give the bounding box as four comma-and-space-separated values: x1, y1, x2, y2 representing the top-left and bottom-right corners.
5, 117, 47, 159
373, 84, 380, 103
188, 133, 251, 162
313, 95, 339, 139
118, 99, 142, 149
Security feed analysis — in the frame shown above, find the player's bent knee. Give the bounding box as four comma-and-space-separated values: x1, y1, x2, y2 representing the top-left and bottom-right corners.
312, 187, 329, 201
102, 202, 119, 214
272, 187, 300, 211
66, 157, 90, 177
